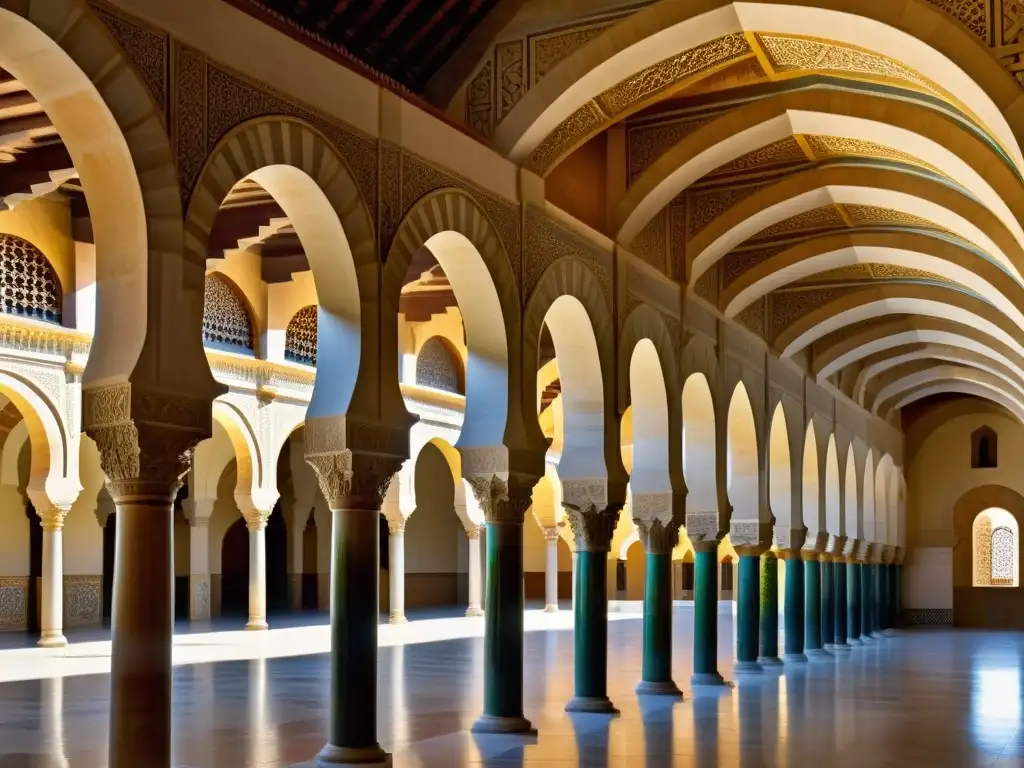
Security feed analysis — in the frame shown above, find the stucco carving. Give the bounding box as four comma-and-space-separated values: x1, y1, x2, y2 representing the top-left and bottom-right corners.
635, 518, 681, 555
496, 41, 525, 122
466, 474, 534, 524
524, 205, 613, 305
467, 61, 494, 137
64, 576, 102, 626
89, 0, 168, 120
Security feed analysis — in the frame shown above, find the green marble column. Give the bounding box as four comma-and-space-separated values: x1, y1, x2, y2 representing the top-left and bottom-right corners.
782, 553, 806, 663
758, 552, 782, 665
472, 519, 534, 734
636, 550, 682, 696
692, 546, 725, 685
860, 561, 874, 641
847, 561, 861, 644
566, 550, 617, 713
820, 558, 835, 649
892, 564, 902, 630
316, 505, 389, 765
871, 564, 885, 638
804, 556, 828, 657
833, 559, 849, 650
734, 554, 762, 674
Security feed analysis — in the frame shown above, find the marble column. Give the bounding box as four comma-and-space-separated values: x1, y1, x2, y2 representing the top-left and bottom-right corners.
466, 525, 483, 617
241, 508, 271, 631
184, 499, 214, 621
563, 495, 622, 714
833, 557, 849, 651
846, 560, 861, 645
860, 559, 874, 641
306, 451, 403, 765
820, 556, 835, 650
803, 553, 828, 658
692, 542, 726, 685
635, 519, 683, 697
758, 551, 782, 665
871, 563, 885, 638
288, 505, 312, 611
782, 551, 806, 663
542, 526, 560, 612
734, 552, 762, 674
892, 563, 902, 630
571, 551, 578, 611
37, 506, 70, 648
388, 517, 407, 623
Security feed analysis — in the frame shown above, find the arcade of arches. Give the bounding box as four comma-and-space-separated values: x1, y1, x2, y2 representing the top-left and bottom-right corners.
4, 0, 1024, 765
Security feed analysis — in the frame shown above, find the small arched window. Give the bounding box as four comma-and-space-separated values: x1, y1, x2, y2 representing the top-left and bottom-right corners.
721, 555, 734, 591
992, 527, 1015, 584
0, 233, 62, 324
973, 508, 1019, 587
285, 305, 318, 366
971, 426, 998, 469
415, 336, 464, 394
202, 273, 255, 354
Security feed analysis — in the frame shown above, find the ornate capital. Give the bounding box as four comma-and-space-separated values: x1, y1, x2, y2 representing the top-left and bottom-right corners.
465, 524, 482, 540
562, 479, 622, 553
635, 518, 680, 555
828, 534, 847, 557
686, 510, 720, 544
881, 544, 896, 564
541, 524, 562, 543
467, 473, 534, 524
37, 506, 69, 531
241, 507, 271, 532
387, 516, 407, 536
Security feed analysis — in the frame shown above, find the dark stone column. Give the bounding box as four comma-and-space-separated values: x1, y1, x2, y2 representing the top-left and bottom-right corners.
847, 560, 861, 644
467, 475, 536, 735
871, 564, 885, 638
820, 557, 835, 650
734, 553, 762, 674
636, 520, 683, 697
782, 552, 806, 663
692, 543, 726, 685
804, 554, 828, 658
564, 494, 622, 713
860, 560, 874, 641
833, 558, 849, 650
892, 563, 902, 630
758, 552, 781, 665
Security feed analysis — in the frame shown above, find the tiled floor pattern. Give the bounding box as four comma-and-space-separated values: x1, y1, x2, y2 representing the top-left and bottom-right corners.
0, 607, 1022, 766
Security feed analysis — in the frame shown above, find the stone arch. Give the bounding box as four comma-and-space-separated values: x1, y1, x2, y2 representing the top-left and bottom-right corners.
0, 1, 183, 387
383, 189, 519, 450
617, 89, 1024, 247
416, 335, 465, 395
689, 165, 1024, 285
768, 402, 791, 539
495, 0, 1022, 172
682, 372, 717, 516
862, 449, 875, 555
0, 234, 63, 324
873, 365, 1024, 419
0, 370, 72, 504
844, 443, 859, 547
825, 434, 841, 550
404, 436, 476, 531
285, 305, 318, 366
624, 333, 675, 495
890, 380, 1024, 423
211, 400, 262, 502
874, 454, 894, 548
726, 381, 759, 524
203, 272, 257, 355
186, 117, 374, 419
802, 423, 821, 549
524, 258, 624, 486
721, 231, 1024, 327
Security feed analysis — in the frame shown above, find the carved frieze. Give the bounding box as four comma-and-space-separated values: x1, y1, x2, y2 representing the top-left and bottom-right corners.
627, 116, 714, 184
496, 41, 525, 122
89, 0, 169, 118
467, 61, 494, 137
562, 478, 622, 553
523, 205, 613, 306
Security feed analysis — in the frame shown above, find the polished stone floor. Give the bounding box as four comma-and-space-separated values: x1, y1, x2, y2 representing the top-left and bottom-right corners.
1, 607, 1022, 766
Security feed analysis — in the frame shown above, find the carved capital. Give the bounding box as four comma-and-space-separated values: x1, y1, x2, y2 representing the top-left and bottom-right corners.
37, 505, 69, 531
635, 518, 680, 554
773, 525, 806, 552
387, 516, 407, 536
881, 544, 896, 564
729, 520, 767, 549
685, 510, 720, 544
467, 473, 535, 524
562, 478, 622, 552
465, 524, 482, 540
827, 534, 847, 557
241, 507, 271, 532
541, 524, 562, 543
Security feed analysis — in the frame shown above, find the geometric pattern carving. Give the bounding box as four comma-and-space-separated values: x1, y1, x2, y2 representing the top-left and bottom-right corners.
803, 134, 948, 178
628, 116, 715, 184
64, 576, 102, 626
0, 234, 62, 324
925, 0, 988, 42
844, 205, 944, 231
496, 41, 525, 123
992, 526, 1015, 583
709, 136, 808, 177
753, 205, 846, 240
0, 578, 27, 631
467, 60, 494, 137
530, 22, 615, 85
285, 305, 317, 366
202, 273, 255, 354
415, 336, 463, 395
688, 184, 766, 236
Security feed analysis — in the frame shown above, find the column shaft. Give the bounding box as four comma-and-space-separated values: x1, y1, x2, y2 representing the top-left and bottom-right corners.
189, 521, 211, 620
318, 506, 387, 763
860, 563, 873, 640
804, 558, 825, 655
892, 564, 902, 629
847, 561, 861, 642
544, 534, 559, 612
759, 553, 780, 664
39, 515, 67, 647
820, 559, 835, 649
783, 555, 805, 662
566, 551, 615, 712
692, 549, 725, 685
472, 520, 533, 733
466, 528, 483, 616
637, 552, 680, 695
735, 554, 761, 673
246, 524, 268, 630
833, 560, 848, 648
109, 494, 174, 768
872, 564, 884, 637
388, 528, 406, 623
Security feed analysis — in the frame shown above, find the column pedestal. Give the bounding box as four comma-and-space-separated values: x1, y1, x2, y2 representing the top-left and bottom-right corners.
782, 552, 806, 663
38, 507, 69, 648
692, 546, 726, 685
803, 555, 828, 658
465, 526, 483, 617
388, 519, 407, 624
758, 552, 782, 665
734, 554, 762, 674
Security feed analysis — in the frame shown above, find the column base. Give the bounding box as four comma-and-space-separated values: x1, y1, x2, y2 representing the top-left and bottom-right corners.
470, 715, 536, 735
732, 660, 763, 675
37, 632, 67, 648
847, 636, 863, 646
245, 619, 269, 631
882, 628, 900, 636
465, 606, 484, 617
634, 680, 684, 698
806, 648, 832, 660
388, 612, 407, 625
859, 633, 876, 643
543, 604, 558, 613
829, 642, 852, 653
870, 631, 885, 639
565, 696, 619, 715
313, 743, 391, 767
782, 653, 808, 664
690, 672, 728, 687
757, 655, 784, 667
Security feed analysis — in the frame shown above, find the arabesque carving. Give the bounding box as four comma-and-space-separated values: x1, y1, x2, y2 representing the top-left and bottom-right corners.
562, 478, 622, 552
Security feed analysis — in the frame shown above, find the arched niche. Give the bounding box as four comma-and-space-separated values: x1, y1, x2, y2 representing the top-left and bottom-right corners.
0, 234, 62, 324
862, 450, 876, 554
972, 508, 1019, 587
415, 336, 465, 395
285, 305, 318, 366
971, 426, 999, 469
203, 273, 257, 355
